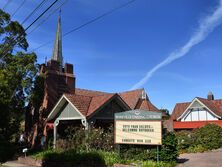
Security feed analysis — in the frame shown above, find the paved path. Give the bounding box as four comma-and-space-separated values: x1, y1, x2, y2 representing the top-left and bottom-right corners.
2, 161, 35, 167
177, 148, 222, 167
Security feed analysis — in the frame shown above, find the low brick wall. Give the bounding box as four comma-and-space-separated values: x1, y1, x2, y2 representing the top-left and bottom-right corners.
18, 157, 42, 167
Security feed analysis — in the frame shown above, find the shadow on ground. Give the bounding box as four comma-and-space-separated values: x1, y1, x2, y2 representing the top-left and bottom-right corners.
177, 158, 189, 164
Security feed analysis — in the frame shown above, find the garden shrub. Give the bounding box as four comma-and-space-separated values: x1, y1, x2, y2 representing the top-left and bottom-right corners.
176, 123, 222, 153
186, 144, 206, 153
142, 160, 176, 167
33, 149, 176, 167
120, 145, 157, 161
193, 124, 222, 150
41, 149, 106, 167
57, 126, 114, 152
176, 130, 194, 153
160, 132, 178, 162
51, 125, 179, 163
119, 132, 178, 162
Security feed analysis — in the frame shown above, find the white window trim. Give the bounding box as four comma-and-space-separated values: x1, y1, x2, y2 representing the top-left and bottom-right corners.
177, 98, 221, 121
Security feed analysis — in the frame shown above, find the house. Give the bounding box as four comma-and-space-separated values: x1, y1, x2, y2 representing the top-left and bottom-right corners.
170, 92, 222, 131
25, 14, 159, 147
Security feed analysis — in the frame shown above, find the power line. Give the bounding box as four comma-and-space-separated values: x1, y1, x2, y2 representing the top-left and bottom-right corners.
3, 0, 12, 11
21, 0, 48, 25
32, 0, 136, 52
27, 0, 68, 35
0, 0, 61, 59
25, 0, 59, 31
11, 0, 26, 17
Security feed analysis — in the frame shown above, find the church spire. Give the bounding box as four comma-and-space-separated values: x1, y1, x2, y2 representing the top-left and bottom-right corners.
52, 10, 63, 70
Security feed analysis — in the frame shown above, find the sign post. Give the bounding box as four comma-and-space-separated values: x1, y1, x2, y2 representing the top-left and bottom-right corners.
114, 110, 162, 162
157, 145, 159, 163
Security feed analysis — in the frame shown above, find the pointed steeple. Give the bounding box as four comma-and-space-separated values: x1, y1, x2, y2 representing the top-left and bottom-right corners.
52, 11, 63, 71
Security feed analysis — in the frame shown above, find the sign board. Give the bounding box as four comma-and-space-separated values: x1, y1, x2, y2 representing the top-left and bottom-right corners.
114, 110, 162, 145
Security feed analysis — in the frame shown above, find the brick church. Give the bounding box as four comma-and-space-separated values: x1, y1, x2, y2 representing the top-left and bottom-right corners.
25, 14, 160, 147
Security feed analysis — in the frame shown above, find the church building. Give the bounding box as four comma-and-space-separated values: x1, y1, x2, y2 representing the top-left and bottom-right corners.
25, 14, 160, 147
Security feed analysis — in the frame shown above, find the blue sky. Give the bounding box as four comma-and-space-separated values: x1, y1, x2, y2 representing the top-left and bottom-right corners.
1, 0, 222, 112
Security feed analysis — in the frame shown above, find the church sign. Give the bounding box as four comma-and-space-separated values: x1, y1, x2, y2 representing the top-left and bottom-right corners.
114, 110, 162, 145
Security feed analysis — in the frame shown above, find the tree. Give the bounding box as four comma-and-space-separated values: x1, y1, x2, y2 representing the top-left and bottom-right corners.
0, 9, 37, 161
160, 108, 170, 120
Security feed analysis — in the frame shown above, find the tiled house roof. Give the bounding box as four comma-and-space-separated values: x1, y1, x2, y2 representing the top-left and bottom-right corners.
119, 89, 143, 109
197, 97, 222, 117
87, 94, 116, 116
135, 99, 159, 111
62, 88, 159, 118
171, 102, 190, 121
171, 97, 222, 121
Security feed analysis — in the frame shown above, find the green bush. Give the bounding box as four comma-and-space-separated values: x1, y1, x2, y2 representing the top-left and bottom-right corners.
120, 145, 156, 161
176, 123, 222, 153
41, 149, 106, 167
142, 161, 176, 167
53, 126, 178, 163
57, 126, 114, 152
160, 132, 178, 162
176, 131, 194, 151
194, 124, 222, 150
186, 145, 206, 153
33, 149, 176, 167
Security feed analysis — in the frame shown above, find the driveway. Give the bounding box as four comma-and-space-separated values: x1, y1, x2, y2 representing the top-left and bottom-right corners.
177, 148, 222, 167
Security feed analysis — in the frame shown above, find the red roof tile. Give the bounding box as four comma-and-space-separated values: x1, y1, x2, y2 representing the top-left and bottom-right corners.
64, 93, 91, 116
119, 89, 144, 109
197, 97, 222, 117
135, 99, 159, 112
171, 98, 222, 121
75, 88, 108, 97
87, 94, 116, 117
62, 88, 159, 117
171, 102, 190, 121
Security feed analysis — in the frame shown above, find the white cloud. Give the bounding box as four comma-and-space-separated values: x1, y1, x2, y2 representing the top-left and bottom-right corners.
130, 0, 222, 90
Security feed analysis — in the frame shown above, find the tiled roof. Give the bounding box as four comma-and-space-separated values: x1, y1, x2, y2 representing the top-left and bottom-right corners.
171, 98, 222, 121
171, 102, 190, 121
197, 97, 222, 117
62, 88, 159, 118
64, 93, 91, 116
135, 99, 159, 112
87, 94, 116, 116
75, 88, 108, 97
119, 89, 144, 109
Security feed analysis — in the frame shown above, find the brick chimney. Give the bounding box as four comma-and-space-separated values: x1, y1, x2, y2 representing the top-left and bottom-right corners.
207, 91, 214, 100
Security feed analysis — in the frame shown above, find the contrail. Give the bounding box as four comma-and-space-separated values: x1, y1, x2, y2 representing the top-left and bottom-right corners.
130, 0, 222, 90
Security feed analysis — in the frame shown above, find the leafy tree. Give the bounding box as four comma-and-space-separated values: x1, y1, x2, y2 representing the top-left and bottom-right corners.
160, 108, 170, 120
0, 9, 37, 161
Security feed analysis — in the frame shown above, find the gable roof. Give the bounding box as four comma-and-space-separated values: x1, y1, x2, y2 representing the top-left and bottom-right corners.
64, 93, 91, 116
171, 102, 190, 121
197, 97, 222, 118
87, 94, 116, 116
75, 88, 108, 97
135, 99, 159, 111
119, 89, 144, 109
48, 88, 159, 120
171, 97, 222, 121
